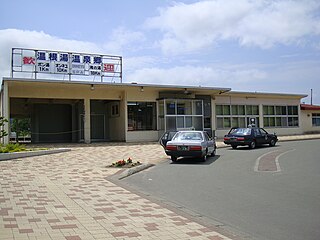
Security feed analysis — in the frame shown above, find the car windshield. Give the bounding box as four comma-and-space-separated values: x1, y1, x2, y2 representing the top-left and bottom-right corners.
172, 132, 203, 141
230, 128, 251, 136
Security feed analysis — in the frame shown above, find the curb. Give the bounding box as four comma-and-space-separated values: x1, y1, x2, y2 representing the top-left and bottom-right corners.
117, 163, 154, 180
0, 148, 71, 161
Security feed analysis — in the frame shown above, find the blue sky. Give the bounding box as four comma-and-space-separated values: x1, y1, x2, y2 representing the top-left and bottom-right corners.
1, 0, 320, 104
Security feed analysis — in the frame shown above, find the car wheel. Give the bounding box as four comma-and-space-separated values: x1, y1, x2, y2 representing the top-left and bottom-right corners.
211, 146, 216, 157
249, 141, 256, 149
269, 139, 276, 147
231, 144, 237, 149
201, 149, 208, 162
171, 156, 178, 162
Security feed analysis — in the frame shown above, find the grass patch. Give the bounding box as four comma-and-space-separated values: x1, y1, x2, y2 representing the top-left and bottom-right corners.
0, 143, 49, 153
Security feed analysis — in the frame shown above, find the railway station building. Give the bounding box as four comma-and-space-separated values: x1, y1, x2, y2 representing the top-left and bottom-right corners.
1, 48, 319, 144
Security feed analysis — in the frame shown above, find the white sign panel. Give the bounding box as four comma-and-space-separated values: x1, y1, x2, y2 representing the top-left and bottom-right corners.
55, 63, 69, 74
71, 63, 85, 75
13, 48, 122, 82
37, 62, 50, 72
89, 64, 102, 76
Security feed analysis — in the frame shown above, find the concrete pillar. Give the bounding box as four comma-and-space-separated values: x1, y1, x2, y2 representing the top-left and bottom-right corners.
84, 98, 91, 143
259, 104, 264, 128
2, 81, 10, 144
71, 103, 77, 143
211, 97, 216, 137
123, 91, 128, 142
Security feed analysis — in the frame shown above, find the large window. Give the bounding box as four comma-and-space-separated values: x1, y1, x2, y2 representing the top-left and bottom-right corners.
158, 99, 205, 131
312, 113, 320, 126
216, 104, 259, 129
263, 105, 299, 127
128, 102, 156, 131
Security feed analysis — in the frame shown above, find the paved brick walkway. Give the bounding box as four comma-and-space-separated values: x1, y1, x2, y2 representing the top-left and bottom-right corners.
0, 143, 233, 240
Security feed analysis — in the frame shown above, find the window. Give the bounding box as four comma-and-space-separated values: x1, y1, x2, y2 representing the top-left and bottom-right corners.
193, 100, 203, 115
239, 105, 245, 115
276, 106, 287, 115
288, 106, 298, 115
312, 113, 320, 126
263, 105, 299, 128
111, 103, 119, 117
231, 128, 251, 136
128, 102, 156, 131
173, 132, 203, 141
159, 99, 204, 131
177, 100, 192, 115
253, 128, 261, 137
216, 104, 259, 129
166, 101, 176, 115
223, 105, 230, 115
216, 105, 230, 115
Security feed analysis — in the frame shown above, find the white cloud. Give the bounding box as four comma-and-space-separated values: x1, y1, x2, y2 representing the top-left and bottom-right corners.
126, 64, 268, 88
103, 27, 146, 55
145, 0, 320, 54
0, 29, 103, 79
126, 61, 320, 104
0, 29, 152, 81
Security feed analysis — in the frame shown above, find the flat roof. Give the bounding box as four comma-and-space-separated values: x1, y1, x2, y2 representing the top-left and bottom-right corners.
1, 77, 307, 99
2, 77, 231, 92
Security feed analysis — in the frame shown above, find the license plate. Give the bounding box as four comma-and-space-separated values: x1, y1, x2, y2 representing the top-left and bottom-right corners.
178, 146, 189, 151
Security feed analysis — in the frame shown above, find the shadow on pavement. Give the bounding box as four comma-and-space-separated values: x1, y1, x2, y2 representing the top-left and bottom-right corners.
225, 145, 281, 151
170, 155, 220, 165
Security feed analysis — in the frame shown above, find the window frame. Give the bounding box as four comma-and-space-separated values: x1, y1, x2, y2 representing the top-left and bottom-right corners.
127, 101, 157, 131
263, 105, 299, 128
216, 104, 259, 129
312, 113, 320, 127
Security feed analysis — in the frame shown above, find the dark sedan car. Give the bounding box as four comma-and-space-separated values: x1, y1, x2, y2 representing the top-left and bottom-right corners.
223, 127, 278, 149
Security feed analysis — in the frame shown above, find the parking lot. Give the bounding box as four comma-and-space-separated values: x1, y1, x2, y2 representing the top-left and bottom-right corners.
122, 139, 320, 240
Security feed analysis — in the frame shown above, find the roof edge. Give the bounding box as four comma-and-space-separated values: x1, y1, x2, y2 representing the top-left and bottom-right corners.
2, 77, 231, 92
226, 90, 308, 98
301, 104, 320, 111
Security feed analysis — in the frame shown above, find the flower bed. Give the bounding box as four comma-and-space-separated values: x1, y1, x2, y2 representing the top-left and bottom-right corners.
108, 157, 141, 168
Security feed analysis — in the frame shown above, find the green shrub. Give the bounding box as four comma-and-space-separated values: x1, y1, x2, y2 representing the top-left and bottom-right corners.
0, 143, 27, 153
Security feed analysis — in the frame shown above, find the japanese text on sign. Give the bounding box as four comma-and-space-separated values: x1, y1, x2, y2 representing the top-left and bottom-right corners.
14, 48, 122, 81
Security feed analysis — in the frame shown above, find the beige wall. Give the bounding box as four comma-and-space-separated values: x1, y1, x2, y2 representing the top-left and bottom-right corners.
126, 88, 159, 101
108, 95, 126, 141
301, 110, 320, 133
126, 131, 159, 142
8, 81, 123, 100
215, 95, 301, 105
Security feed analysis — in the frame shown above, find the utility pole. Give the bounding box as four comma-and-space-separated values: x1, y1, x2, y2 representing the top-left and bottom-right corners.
311, 89, 313, 105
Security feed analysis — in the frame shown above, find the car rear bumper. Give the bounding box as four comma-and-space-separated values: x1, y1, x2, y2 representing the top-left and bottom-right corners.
224, 140, 251, 146
165, 150, 205, 157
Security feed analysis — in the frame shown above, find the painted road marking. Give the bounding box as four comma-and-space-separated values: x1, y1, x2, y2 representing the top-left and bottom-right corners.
254, 149, 296, 172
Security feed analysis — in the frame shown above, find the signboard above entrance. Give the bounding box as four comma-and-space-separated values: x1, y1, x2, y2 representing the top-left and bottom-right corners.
11, 48, 122, 82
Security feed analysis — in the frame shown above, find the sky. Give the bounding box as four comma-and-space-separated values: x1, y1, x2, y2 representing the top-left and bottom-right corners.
0, 0, 320, 104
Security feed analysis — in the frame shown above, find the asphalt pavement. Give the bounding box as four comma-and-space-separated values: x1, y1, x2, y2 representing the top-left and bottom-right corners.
122, 139, 320, 240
